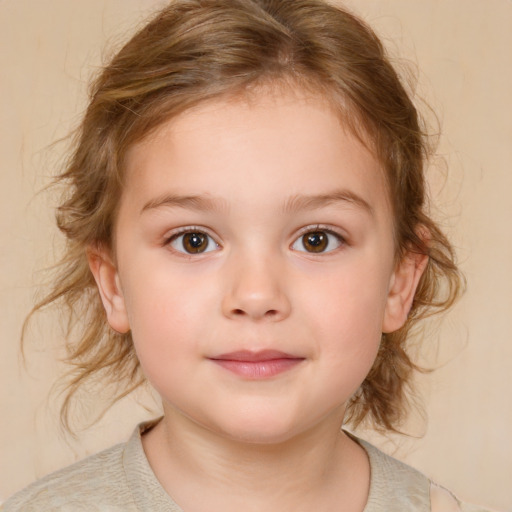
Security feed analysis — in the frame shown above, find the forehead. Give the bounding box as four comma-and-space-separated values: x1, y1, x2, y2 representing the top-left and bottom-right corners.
122, 88, 391, 217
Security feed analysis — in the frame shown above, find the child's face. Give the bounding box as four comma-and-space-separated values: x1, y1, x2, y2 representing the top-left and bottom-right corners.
91, 88, 423, 443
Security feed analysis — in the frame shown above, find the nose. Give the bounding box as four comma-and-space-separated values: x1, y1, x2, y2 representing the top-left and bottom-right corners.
221, 252, 291, 322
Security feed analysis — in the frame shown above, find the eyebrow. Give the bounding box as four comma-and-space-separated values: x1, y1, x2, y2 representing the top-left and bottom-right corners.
141, 194, 229, 214
283, 190, 374, 216
141, 189, 374, 216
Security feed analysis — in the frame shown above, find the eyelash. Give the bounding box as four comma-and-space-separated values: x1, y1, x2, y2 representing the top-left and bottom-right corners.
291, 225, 347, 254
163, 225, 347, 256
164, 227, 220, 255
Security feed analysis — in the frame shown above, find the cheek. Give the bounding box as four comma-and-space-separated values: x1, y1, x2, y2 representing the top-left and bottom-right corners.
120, 267, 213, 371
126, 292, 203, 399
122, 253, 215, 326
298, 259, 390, 383
302, 260, 391, 337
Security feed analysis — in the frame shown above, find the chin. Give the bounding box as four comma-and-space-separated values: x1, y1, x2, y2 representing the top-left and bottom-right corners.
205, 412, 316, 446
219, 426, 301, 446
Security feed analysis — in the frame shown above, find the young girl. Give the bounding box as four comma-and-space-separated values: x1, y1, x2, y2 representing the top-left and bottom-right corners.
3, 0, 495, 510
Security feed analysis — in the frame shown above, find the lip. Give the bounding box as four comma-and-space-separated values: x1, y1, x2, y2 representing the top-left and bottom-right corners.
209, 350, 305, 379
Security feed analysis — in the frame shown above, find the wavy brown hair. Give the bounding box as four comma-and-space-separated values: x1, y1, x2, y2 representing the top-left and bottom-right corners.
27, 0, 462, 432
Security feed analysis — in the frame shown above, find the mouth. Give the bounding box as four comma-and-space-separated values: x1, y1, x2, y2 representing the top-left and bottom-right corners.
208, 350, 305, 379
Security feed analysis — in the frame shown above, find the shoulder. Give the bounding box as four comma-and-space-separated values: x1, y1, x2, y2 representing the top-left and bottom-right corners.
356, 437, 431, 510
353, 435, 498, 512
2, 442, 136, 512
430, 484, 464, 512
430, 483, 499, 512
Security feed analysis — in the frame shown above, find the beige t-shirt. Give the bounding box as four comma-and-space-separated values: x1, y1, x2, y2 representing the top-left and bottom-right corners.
2, 423, 492, 511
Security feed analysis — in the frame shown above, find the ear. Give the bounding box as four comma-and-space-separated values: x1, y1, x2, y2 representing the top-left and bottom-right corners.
87, 246, 130, 334
382, 249, 428, 333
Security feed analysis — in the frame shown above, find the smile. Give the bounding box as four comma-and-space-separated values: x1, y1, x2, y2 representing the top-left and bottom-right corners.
209, 350, 305, 379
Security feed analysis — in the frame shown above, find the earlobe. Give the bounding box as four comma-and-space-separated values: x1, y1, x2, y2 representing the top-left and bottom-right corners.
87, 246, 130, 334
382, 250, 428, 333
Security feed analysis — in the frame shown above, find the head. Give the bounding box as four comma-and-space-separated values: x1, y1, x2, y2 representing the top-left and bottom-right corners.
45, 0, 461, 432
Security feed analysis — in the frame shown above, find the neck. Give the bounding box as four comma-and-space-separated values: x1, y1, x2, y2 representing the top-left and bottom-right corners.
142, 408, 370, 512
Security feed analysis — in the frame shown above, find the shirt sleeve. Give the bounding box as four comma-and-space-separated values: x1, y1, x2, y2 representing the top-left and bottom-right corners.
430, 482, 500, 512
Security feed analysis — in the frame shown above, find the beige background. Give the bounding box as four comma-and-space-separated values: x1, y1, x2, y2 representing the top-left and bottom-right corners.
1, 0, 511, 509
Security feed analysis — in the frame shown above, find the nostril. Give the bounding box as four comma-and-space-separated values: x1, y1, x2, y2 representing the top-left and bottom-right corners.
230, 308, 279, 318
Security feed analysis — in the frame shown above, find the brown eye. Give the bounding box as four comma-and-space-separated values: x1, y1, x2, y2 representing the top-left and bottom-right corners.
291, 229, 344, 254
183, 232, 207, 253
302, 231, 328, 252
170, 231, 218, 254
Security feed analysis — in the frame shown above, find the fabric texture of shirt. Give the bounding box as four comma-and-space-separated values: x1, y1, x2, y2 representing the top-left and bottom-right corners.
2, 422, 492, 511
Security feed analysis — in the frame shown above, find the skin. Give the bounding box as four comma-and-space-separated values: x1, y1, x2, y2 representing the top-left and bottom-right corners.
89, 87, 427, 511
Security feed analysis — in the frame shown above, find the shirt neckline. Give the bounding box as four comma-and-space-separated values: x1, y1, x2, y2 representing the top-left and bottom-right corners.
122, 420, 427, 512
